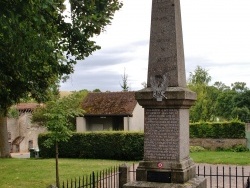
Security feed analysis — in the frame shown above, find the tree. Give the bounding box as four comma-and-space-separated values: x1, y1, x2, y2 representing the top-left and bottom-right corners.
188, 66, 215, 122
93, 88, 101, 92
231, 107, 250, 122
0, 0, 122, 157
32, 90, 87, 187
231, 90, 250, 122
188, 65, 211, 86
213, 81, 230, 91
214, 90, 237, 120
231, 82, 248, 92
120, 68, 129, 91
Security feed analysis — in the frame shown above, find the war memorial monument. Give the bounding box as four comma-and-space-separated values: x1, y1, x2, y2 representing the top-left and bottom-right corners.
124, 0, 207, 187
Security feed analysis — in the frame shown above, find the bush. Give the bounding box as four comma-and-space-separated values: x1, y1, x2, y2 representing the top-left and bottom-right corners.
190, 121, 245, 138
215, 145, 249, 152
38, 131, 144, 160
230, 145, 249, 152
190, 146, 206, 153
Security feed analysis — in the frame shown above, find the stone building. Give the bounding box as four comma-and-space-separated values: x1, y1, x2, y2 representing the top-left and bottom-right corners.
7, 103, 46, 153
76, 92, 144, 132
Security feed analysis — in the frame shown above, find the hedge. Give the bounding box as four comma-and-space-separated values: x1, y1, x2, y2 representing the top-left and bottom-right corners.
38, 121, 245, 159
190, 121, 245, 138
38, 131, 144, 160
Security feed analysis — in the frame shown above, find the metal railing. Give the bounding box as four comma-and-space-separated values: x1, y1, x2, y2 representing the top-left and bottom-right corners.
197, 165, 250, 188
62, 166, 119, 188
62, 164, 250, 188
129, 164, 250, 188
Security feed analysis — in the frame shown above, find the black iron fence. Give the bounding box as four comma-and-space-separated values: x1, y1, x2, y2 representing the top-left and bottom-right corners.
128, 164, 250, 188
197, 165, 250, 188
62, 164, 250, 188
62, 166, 119, 188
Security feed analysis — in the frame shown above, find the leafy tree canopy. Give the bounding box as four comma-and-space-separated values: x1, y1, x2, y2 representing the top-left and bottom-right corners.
0, 0, 122, 114
188, 65, 211, 86
32, 90, 88, 145
188, 66, 250, 123
0, 0, 122, 157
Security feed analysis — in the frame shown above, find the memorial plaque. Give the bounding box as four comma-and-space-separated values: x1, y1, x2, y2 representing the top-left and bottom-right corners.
147, 171, 171, 183
144, 108, 180, 161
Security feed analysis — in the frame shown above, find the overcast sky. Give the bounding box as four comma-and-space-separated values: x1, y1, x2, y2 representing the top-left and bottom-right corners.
60, 0, 250, 92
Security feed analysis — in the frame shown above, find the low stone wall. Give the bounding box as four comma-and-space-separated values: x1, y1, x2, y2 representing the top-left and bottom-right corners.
190, 138, 247, 150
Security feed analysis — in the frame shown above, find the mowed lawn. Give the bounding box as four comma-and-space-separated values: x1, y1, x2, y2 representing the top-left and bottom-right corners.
0, 158, 124, 188
190, 151, 250, 165
1, 151, 250, 188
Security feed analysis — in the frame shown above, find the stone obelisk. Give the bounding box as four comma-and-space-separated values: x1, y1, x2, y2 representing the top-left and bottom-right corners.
124, 0, 206, 187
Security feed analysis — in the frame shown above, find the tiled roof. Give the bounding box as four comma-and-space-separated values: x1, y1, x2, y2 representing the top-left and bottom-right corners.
16, 103, 39, 112
82, 92, 137, 116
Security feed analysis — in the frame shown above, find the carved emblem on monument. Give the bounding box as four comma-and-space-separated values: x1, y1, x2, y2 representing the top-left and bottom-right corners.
150, 74, 168, 101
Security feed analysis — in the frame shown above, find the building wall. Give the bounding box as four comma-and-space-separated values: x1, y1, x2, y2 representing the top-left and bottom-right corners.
7, 113, 47, 153
76, 103, 144, 132
126, 103, 144, 131
76, 117, 87, 132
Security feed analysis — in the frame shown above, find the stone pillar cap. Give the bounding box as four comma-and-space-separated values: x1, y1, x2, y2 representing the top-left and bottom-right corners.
135, 87, 196, 109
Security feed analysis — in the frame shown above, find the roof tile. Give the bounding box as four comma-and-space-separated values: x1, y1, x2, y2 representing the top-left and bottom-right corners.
82, 92, 137, 116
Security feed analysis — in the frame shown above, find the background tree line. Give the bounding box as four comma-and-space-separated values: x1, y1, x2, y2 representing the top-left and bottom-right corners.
188, 66, 250, 123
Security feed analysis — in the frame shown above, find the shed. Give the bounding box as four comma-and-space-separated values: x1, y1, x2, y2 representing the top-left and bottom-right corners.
76, 92, 144, 132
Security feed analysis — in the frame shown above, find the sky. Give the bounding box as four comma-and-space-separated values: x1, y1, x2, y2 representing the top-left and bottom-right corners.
60, 0, 250, 92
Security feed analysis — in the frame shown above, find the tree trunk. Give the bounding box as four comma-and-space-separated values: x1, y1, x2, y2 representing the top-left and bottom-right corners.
55, 141, 60, 188
0, 115, 11, 158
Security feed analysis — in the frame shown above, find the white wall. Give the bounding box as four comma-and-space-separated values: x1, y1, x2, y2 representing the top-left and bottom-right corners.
76, 117, 87, 132
124, 103, 144, 131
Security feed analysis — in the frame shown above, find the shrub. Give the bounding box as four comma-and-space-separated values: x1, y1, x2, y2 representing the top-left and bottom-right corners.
190, 146, 206, 153
190, 121, 245, 138
230, 145, 249, 152
38, 131, 144, 160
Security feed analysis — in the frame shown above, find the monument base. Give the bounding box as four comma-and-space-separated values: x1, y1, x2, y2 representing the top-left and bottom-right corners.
123, 177, 207, 188
136, 158, 197, 184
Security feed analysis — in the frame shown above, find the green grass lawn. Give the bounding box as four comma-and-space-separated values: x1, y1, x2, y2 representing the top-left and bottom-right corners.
1, 151, 250, 188
190, 151, 250, 165
0, 158, 124, 188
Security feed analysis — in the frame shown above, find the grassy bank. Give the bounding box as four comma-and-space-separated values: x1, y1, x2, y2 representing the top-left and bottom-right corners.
1, 151, 250, 188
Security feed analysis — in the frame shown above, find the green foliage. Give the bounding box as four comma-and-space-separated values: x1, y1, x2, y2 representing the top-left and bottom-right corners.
92, 89, 101, 92
7, 107, 19, 118
190, 121, 246, 138
0, 0, 122, 112
188, 66, 250, 123
0, 0, 121, 157
215, 145, 249, 152
38, 131, 144, 160
190, 146, 206, 153
188, 66, 218, 122
120, 68, 129, 91
230, 144, 249, 152
33, 91, 87, 147
188, 66, 211, 85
